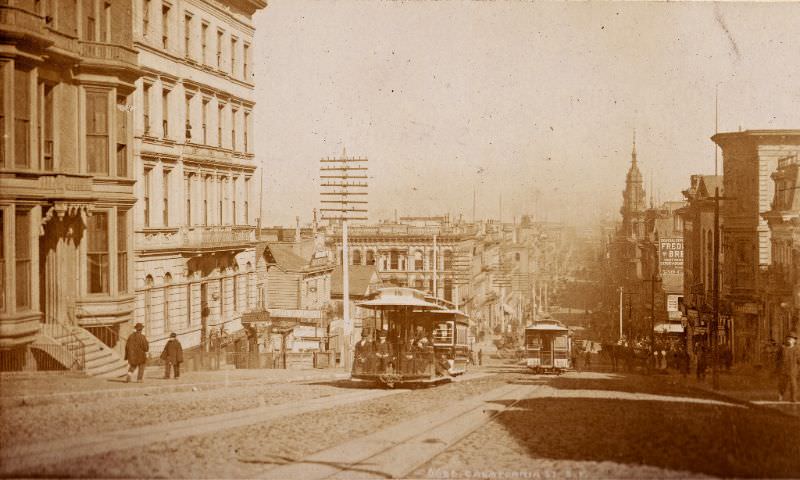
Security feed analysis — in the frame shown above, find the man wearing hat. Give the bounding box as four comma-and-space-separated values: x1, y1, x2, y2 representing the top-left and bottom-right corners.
160, 332, 184, 379
373, 330, 393, 373
124, 323, 149, 383
777, 331, 799, 402
354, 330, 373, 374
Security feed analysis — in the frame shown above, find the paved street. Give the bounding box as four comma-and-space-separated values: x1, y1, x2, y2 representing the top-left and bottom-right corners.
2, 361, 798, 479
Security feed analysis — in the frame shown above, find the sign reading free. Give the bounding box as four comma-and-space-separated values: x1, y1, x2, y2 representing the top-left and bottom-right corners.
659, 238, 684, 275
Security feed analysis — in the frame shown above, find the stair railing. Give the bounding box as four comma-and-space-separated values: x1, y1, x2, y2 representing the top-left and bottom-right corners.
41, 321, 86, 372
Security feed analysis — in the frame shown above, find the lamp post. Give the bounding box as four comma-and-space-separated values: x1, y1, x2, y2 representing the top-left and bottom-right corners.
643, 272, 662, 371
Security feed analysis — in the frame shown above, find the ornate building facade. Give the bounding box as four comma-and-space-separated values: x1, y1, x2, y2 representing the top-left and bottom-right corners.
0, 0, 142, 368
713, 130, 800, 364
132, 0, 266, 353
678, 175, 728, 348
325, 221, 476, 305
763, 153, 800, 344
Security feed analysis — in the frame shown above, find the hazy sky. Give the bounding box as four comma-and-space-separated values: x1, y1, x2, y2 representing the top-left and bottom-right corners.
253, 1, 800, 227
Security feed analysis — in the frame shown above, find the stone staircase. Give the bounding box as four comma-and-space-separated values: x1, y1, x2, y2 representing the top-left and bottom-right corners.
36, 324, 129, 378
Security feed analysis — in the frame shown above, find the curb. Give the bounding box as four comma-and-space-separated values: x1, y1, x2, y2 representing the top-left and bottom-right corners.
2, 371, 351, 408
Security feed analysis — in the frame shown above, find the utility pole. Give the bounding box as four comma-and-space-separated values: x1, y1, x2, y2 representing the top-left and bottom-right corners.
320, 149, 368, 371
618, 287, 623, 341
710, 186, 733, 390
432, 234, 438, 297
712, 186, 721, 390
643, 246, 661, 372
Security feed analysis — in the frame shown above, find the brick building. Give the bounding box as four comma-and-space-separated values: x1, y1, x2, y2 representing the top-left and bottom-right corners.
712, 130, 800, 364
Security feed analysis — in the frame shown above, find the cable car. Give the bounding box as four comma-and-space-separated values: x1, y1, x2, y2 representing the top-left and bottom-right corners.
353, 287, 470, 387
524, 319, 572, 374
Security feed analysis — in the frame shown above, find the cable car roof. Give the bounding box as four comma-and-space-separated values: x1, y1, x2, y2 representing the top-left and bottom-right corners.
357, 287, 444, 311
525, 320, 570, 332
429, 309, 470, 322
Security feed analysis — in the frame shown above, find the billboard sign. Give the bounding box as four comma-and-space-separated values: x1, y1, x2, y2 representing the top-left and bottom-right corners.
667, 294, 681, 312
659, 238, 683, 275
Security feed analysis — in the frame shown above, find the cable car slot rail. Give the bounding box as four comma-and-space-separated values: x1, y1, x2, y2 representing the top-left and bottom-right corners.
0, 387, 408, 475
260, 382, 536, 480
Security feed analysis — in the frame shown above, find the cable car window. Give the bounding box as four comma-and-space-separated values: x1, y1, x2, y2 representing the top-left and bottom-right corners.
433, 322, 453, 344
554, 336, 568, 349
456, 324, 467, 345
526, 334, 541, 348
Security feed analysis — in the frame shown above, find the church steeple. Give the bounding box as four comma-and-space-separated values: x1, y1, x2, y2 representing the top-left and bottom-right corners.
620, 130, 647, 238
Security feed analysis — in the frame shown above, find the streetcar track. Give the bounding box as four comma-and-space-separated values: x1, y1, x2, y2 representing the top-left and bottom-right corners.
0, 386, 408, 475
260, 379, 536, 480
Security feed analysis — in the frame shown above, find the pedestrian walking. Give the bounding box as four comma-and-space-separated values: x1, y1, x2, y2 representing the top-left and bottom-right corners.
696, 345, 707, 381
679, 348, 690, 379
571, 350, 580, 372
125, 323, 149, 383
584, 349, 592, 371
160, 332, 184, 379
776, 332, 800, 403
478, 349, 483, 366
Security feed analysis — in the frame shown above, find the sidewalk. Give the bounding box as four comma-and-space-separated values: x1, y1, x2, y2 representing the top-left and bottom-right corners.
0, 366, 350, 407
661, 365, 800, 416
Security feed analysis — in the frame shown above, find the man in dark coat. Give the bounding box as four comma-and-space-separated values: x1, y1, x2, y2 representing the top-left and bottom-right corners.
353, 330, 373, 374
374, 330, 393, 373
160, 332, 184, 379
777, 332, 799, 402
125, 323, 149, 383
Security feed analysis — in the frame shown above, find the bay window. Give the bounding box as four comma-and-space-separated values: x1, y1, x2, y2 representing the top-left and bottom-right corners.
86, 90, 109, 175
87, 212, 109, 294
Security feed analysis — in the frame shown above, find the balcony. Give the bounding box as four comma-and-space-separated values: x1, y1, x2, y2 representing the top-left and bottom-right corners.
183, 143, 253, 167
136, 225, 256, 254
0, 171, 94, 201
45, 27, 79, 53
183, 225, 256, 249
0, 5, 47, 40
79, 41, 138, 69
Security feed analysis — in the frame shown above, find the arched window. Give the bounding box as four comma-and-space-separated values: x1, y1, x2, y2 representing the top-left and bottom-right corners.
245, 261, 253, 309
163, 273, 172, 333
144, 275, 154, 334
233, 264, 240, 311
352, 249, 362, 266
366, 250, 375, 266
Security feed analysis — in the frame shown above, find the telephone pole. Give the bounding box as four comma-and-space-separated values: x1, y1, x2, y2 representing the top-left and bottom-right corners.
712, 186, 721, 390
710, 186, 733, 390
320, 149, 368, 370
